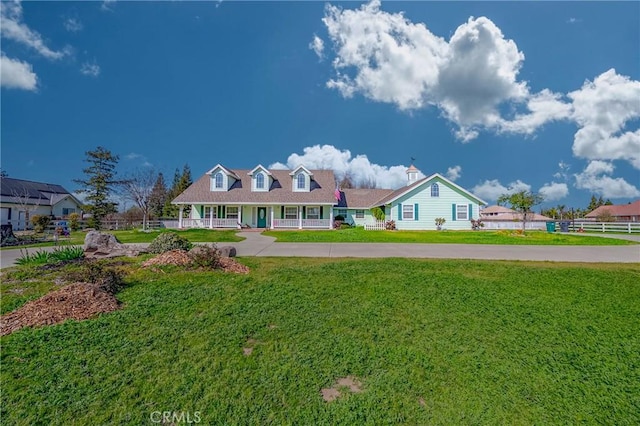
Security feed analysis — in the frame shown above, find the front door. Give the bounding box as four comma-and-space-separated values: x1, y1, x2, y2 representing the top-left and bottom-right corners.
257, 207, 267, 228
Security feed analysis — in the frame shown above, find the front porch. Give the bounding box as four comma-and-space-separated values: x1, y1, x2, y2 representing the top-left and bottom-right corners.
177, 204, 334, 230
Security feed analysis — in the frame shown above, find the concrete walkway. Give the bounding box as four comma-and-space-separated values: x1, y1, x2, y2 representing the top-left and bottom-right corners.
1, 232, 638, 269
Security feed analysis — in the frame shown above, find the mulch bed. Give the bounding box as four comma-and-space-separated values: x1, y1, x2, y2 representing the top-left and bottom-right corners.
0, 283, 120, 336
141, 250, 250, 274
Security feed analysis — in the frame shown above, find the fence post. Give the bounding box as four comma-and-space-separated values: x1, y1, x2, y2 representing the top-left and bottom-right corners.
629, 223, 632, 234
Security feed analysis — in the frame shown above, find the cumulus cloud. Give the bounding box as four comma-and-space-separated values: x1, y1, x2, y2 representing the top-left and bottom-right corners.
568, 69, 640, 169
538, 182, 569, 201
0, 0, 68, 60
64, 17, 83, 32
0, 52, 37, 90
269, 144, 419, 189
446, 165, 462, 181
309, 35, 324, 59
80, 61, 100, 77
574, 160, 640, 198
472, 179, 531, 201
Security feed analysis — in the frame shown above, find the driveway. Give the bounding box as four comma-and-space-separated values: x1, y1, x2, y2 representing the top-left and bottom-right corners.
1, 232, 638, 269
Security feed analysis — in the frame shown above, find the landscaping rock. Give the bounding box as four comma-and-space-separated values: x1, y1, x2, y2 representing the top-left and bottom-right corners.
83, 231, 142, 259
218, 246, 237, 258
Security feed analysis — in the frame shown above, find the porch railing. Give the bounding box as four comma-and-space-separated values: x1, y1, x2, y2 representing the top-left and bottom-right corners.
272, 219, 299, 228
302, 219, 330, 228
180, 218, 238, 229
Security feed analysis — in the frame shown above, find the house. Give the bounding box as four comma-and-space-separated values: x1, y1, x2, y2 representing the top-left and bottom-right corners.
585, 200, 640, 222
172, 163, 487, 230
0, 177, 83, 230
480, 205, 553, 230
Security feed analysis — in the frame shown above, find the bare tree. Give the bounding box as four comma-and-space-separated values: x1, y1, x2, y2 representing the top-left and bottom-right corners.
119, 168, 158, 230
11, 186, 43, 230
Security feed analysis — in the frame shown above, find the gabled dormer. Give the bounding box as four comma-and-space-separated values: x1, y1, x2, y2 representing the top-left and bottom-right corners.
248, 165, 273, 192
206, 164, 239, 192
289, 165, 313, 192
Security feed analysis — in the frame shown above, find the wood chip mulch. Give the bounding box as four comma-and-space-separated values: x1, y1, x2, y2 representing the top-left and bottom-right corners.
141, 250, 250, 274
0, 283, 120, 336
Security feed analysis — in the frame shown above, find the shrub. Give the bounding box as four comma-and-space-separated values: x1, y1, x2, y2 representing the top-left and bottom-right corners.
471, 219, 484, 231
16, 249, 51, 266
188, 244, 221, 269
50, 246, 84, 262
147, 232, 193, 254
371, 207, 385, 221
68, 261, 125, 294
435, 218, 446, 229
385, 220, 396, 230
31, 215, 51, 233
68, 213, 81, 231
335, 215, 345, 222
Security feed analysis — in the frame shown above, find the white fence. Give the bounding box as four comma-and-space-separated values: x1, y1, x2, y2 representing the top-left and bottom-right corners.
482, 221, 547, 231
179, 218, 238, 229
364, 221, 386, 230
573, 221, 640, 234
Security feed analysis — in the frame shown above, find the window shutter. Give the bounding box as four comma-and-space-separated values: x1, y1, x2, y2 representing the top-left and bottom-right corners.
281, 206, 284, 218
468, 204, 473, 220
320, 206, 324, 219
398, 203, 402, 221
452, 204, 456, 221
303, 206, 306, 219
414, 203, 419, 221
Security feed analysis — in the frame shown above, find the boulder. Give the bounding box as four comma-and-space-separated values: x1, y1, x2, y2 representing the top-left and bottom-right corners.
218, 246, 237, 258
83, 231, 142, 259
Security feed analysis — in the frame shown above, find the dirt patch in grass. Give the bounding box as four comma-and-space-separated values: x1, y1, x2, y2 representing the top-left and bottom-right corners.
243, 338, 258, 356
321, 376, 364, 402
0, 282, 120, 336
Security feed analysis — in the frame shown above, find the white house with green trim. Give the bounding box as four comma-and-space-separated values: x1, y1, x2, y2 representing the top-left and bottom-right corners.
172, 163, 486, 230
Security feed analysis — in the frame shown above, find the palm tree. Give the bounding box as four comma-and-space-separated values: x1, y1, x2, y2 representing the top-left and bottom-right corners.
556, 204, 566, 220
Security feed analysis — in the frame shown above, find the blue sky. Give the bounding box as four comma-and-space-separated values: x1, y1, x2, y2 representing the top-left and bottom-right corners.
1, 0, 639, 209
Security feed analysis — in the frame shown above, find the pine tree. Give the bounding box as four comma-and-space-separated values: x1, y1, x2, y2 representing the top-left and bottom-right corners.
74, 146, 121, 229
149, 172, 168, 218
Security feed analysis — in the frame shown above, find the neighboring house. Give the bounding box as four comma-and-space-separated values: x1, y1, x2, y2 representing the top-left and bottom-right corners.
172, 163, 486, 230
585, 200, 640, 222
0, 177, 83, 230
480, 205, 553, 230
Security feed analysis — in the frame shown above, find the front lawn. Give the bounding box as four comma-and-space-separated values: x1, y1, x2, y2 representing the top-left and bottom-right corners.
264, 227, 635, 245
1, 258, 638, 424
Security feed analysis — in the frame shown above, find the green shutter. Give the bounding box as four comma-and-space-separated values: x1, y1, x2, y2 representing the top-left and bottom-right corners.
414, 203, 419, 221
452, 204, 456, 221
320, 206, 324, 219
200, 206, 203, 218
468, 204, 473, 220
398, 203, 402, 221
302, 206, 306, 219
281, 206, 284, 218
222, 206, 226, 218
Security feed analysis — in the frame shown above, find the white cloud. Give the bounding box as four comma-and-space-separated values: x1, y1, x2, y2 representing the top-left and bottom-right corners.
101, 0, 116, 12
0, 52, 37, 90
80, 61, 100, 77
64, 17, 83, 32
498, 89, 572, 134
539, 182, 569, 201
568, 69, 640, 169
0, 0, 68, 60
269, 144, 418, 189
472, 179, 531, 201
445, 165, 462, 181
574, 160, 640, 198
553, 161, 571, 181
309, 35, 324, 59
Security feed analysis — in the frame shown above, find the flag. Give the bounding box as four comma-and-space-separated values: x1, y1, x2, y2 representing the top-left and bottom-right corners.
334, 187, 341, 201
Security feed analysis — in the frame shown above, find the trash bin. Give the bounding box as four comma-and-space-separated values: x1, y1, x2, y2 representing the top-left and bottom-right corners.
546, 221, 556, 233
559, 221, 570, 232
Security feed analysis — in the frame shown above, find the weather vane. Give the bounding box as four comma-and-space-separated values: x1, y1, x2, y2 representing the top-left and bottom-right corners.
410, 156, 416, 164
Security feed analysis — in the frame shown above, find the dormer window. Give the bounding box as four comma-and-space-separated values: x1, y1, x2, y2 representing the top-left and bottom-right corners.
297, 173, 305, 190
431, 183, 439, 197
256, 173, 265, 189
215, 172, 224, 189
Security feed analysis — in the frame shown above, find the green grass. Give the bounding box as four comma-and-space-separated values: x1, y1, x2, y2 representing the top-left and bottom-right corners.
1, 228, 243, 249
264, 227, 636, 245
2, 258, 639, 424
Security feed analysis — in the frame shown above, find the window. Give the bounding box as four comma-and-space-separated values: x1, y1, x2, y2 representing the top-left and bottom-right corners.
307, 206, 320, 219
431, 183, 439, 197
403, 204, 414, 220
256, 173, 264, 189
297, 173, 305, 189
62, 208, 75, 216
285, 206, 298, 219
355, 209, 364, 219
337, 209, 347, 217
204, 206, 217, 219
456, 204, 468, 220
215, 172, 224, 189
227, 206, 239, 219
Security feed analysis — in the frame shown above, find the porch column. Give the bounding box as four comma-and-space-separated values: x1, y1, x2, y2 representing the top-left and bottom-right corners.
329, 206, 334, 229
298, 205, 302, 229
209, 205, 214, 229
237, 206, 242, 229
178, 205, 184, 228
270, 207, 274, 229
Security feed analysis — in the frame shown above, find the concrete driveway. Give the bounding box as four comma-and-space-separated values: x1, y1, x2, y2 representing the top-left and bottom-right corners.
1, 232, 638, 269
